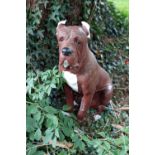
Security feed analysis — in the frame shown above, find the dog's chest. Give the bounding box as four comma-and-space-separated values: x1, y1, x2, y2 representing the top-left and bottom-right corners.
63, 71, 78, 92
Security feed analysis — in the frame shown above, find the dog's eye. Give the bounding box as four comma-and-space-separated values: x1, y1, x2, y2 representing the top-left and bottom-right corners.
77, 41, 81, 45
74, 37, 81, 45
59, 37, 64, 42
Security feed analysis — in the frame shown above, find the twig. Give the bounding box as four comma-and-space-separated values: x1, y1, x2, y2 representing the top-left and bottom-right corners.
26, 141, 73, 152
26, 101, 45, 112
114, 87, 128, 90
104, 105, 129, 112
118, 107, 129, 111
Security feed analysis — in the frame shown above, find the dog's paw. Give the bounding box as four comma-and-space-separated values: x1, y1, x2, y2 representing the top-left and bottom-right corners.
77, 111, 86, 121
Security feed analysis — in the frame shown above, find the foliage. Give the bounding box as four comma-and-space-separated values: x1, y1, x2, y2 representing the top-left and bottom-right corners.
26, 0, 129, 154
108, 0, 129, 17
26, 68, 129, 155
26, 0, 128, 71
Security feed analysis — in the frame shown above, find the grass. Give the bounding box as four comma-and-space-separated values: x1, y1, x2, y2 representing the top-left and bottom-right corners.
108, 0, 129, 16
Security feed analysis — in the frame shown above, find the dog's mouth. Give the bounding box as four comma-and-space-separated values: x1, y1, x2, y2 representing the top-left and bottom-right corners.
63, 60, 70, 70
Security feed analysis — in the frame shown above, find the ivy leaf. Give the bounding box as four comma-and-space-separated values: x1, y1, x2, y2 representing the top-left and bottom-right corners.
103, 141, 111, 152
55, 128, 59, 138
114, 136, 129, 146
43, 128, 54, 144
50, 83, 56, 89
26, 116, 38, 132
44, 106, 58, 114
58, 150, 68, 155
26, 78, 34, 94
33, 151, 45, 155
59, 130, 65, 141
33, 111, 41, 122
93, 139, 102, 148
34, 128, 42, 141
98, 131, 106, 137
27, 105, 38, 114
47, 86, 52, 96
62, 127, 72, 137
38, 91, 44, 100
39, 115, 44, 127
52, 136, 57, 148
45, 115, 58, 129
122, 126, 129, 134
82, 135, 90, 143
96, 146, 104, 155
27, 147, 37, 155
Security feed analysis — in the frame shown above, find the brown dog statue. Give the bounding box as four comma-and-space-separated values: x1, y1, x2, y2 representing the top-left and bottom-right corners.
56, 20, 113, 121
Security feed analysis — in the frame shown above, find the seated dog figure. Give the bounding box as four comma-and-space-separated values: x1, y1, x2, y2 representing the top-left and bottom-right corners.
56, 20, 113, 121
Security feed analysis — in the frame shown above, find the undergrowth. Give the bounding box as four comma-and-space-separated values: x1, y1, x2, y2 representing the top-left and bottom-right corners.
26, 67, 128, 155
26, 0, 129, 154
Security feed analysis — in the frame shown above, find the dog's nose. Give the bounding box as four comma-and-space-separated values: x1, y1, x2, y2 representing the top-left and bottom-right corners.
62, 47, 73, 56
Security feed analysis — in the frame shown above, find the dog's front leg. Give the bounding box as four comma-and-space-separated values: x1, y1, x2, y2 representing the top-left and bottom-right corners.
77, 93, 93, 121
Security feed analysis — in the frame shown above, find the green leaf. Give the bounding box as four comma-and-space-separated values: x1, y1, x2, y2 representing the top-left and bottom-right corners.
29, 132, 35, 141
28, 104, 38, 114
93, 139, 102, 148
55, 128, 59, 138
62, 105, 70, 111
27, 147, 37, 155
26, 78, 34, 94
33, 151, 45, 155
37, 30, 44, 39
39, 115, 44, 127
52, 136, 57, 148
44, 106, 58, 114
26, 116, 38, 132
33, 111, 41, 122
59, 130, 65, 141
82, 135, 90, 143
122, 126, 129, 134
43, 128, 54, 144
50, 83, 56, 89
38, 91, 44, 100
58, 150, 68, 155
62, 127, 72, 137
114, 135, 129, 146
96, 146, 104, 155
103, 141, 111, 152
47, 86, 52, 96
34, 128, 42, 141
67, 119, 74, 129
98, 131, 106, 137
74, 139, 85, 151
46, 114, 58, 128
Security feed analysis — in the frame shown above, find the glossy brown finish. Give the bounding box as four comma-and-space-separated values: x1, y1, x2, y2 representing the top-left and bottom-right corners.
56, 22, 113, 121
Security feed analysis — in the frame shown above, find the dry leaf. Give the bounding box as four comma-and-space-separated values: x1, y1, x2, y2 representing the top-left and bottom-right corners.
112, 124, 124, 130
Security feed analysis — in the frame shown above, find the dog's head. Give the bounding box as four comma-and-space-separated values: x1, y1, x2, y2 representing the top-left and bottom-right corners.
56, 20, 90, 73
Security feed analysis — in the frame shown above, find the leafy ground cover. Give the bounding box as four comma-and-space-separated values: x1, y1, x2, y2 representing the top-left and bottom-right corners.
26, 34, 129, 154
26, 0, 129, 154
26, 64, 128, 155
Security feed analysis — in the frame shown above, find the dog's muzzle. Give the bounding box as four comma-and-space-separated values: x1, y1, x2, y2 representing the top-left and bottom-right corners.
63, 60, 70, 68
62, 47, 73, 56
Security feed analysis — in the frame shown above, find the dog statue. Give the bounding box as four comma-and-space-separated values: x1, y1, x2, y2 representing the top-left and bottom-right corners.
56, 20, 113, 121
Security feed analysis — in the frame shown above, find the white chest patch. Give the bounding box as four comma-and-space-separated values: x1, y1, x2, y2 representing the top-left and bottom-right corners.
63, 71, 78, 92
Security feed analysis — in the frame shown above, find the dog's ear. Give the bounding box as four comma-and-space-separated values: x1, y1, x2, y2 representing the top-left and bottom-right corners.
56, 20, 66, 35
81, 21, 90, 38
57, 20, 66, 29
